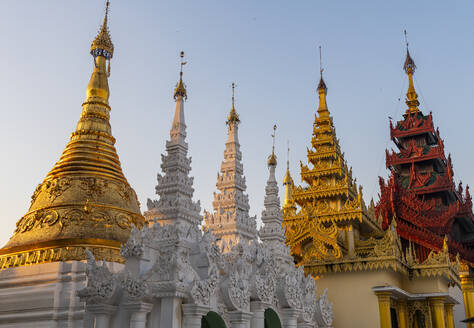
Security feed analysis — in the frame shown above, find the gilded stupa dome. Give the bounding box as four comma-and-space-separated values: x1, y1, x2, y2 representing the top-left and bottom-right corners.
0, 2, 145, 269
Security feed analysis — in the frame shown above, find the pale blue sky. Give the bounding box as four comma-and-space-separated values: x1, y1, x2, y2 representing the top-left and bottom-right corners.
1, 0, 473, 246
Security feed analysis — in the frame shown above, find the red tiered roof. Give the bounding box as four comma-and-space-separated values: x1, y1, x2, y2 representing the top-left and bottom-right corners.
376, 52, 474, 266
390, 112, 435, 140
386, 137, 445, 168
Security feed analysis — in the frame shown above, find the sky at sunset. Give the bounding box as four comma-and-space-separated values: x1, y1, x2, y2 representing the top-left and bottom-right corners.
1, 0, 474, 246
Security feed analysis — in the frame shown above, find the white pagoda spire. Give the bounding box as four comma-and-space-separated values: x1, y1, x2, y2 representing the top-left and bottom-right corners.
259, 126, 294, 265
203, 83, 257, 250
145, 52, 201, 228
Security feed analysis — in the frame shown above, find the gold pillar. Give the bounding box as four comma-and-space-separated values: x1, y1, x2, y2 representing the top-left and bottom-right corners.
375, 291, 392, 328
398, 300, 408, 328
429, 297, 446, 328
461, 273, 474, 328
444, 303, 455, 328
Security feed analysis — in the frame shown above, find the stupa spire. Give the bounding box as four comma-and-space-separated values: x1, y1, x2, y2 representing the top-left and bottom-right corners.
0, 2, 145, 269
145, 52, 201, 228
403, 30, 420, 114
259, 126, 294, 265
203, 83, 257, 251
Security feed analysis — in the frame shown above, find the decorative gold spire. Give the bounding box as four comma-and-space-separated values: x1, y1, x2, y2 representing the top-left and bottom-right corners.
174, 51, 187, 100
403, 30, 420, 114
283, 141, 294, 209
268, 124, 277, 166
227, 82, 240, 125
0, 2, 145, 270
317, 46, 329, 116
90, 1, 114, 59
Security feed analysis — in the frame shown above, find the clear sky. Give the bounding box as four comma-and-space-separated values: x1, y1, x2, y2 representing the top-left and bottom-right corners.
0, 0, 473, 246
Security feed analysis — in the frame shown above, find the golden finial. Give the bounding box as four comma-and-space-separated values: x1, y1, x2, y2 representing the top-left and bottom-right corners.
283, 140, 293, 185
268, 124, 277, 166
317, 45, 327, 92
403, 30, 420, 113
227, 82, 240, 125
174, 51, 187, 100
91, 0, 114, 59
316, 46, 329, 115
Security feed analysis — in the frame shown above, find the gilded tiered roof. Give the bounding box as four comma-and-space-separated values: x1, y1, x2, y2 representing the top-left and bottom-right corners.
0, 3, 145, 270
283, 73, 379, 265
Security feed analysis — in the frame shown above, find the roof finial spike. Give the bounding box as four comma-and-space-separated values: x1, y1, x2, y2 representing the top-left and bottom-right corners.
402, 30, 419, 114
283, 140, 293, 187
319, 45, 324, 77
227, 82, 240, 125
317, 45, 327, 93
173, 51, 187, 100
287, 140, 290, 169
272, 124, 277, 153
403, 30, 416, 74
268, 124, 277, 166
179, 51, 186, 77
404, 29, 409, 50
232, 82, 236, 108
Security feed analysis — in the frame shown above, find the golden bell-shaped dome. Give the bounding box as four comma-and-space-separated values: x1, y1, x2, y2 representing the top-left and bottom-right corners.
0, 4, 145, 270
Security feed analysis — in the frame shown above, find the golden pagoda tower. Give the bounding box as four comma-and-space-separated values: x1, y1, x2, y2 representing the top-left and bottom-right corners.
0, 1, 145, 269
282, 69, 380, 265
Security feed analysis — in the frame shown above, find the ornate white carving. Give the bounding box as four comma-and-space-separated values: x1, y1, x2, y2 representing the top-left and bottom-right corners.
315, 288, 334, 327
77, 249, 117, 304
203, 112, 257, 248
121, 226, 144, 258
121, 272, 148, 301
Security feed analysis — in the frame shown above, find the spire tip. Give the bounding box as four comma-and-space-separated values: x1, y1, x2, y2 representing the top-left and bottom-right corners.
227, 82, 240, 124
174, 51, 187, 100
90, 0, 114, 59
268, 124, 277, 166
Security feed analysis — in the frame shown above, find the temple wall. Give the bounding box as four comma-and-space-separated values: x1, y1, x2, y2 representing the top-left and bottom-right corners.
0, 261, 122, 328
315, 270, 401, 328
401, 275, 449, 294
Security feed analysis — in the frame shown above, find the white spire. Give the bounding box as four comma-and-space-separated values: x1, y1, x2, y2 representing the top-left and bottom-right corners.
259, 127, 294, 265
145, 54, 201, 228
203, 86, 257, 251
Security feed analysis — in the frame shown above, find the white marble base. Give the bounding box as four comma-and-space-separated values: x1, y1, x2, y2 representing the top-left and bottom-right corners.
0, 260, 122, 328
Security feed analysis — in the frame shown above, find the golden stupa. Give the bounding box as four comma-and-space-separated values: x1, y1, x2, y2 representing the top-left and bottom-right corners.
0, 2, 145, 269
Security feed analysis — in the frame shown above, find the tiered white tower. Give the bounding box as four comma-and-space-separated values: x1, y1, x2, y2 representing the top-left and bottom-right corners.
204, 84, 257, 250
145, 52, 201, 228
259, 130, 294, 266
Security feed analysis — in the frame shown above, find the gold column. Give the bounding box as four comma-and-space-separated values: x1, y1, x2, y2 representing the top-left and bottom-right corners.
398, 300, 409, 328
444, 303, 455, 328
429, 297, 446, 328
461, 273, 474, 328
375, 291, 392, 328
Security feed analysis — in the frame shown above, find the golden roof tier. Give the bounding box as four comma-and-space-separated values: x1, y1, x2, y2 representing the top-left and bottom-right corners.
0, 2, 145, 270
